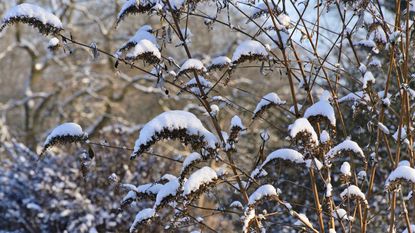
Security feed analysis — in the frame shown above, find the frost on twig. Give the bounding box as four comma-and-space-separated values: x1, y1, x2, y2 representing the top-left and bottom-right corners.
131, 110, 219, 159
40, 123, 88, 157
1, 3, 63, 35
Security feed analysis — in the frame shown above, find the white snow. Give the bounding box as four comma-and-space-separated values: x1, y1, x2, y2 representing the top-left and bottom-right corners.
392, 127, 409, 142
294, 213, 312, 228
133, 110, 219, 156
265, 148, 305, 164
183, 166, 217, 195
340, 162, 351, 176
385, 164, 415, 189
178, 58, 206, 75
125, 39, 161, 60
118, 0, 138, 19
230, 115, 244, 130
363, 71, 375, 89
230, 200, 243, 209
368, 59, 381, 68
326, 183, 333, 197
355, 39, 376, 48
44, 122, 86, 146
250, 167, 268, 178
248, 184, 278, 205
358, 171, 367, 180
277, 14, 291, 28
359, 63, 367, 74
305, 158, 323, 170
369, 25, 387, 44
2, 3, 63, 30
183, 76, 212, 95
249, 1, 278, 18
242, 209, 256, 233
304, 91, 336, 126
121, 190, 136, 204
118, 25, 158, 51
131, 25, 156, 43
181, 152, 202, 173
168, 0, 185, 10
232, 40, 268, 62
332, 208, 349, 220
340, 185, 368, 205
399, 160, 411, 167
288, 118, 319, 145
160, 173, 177, 181
154, 178, 180, 208
209, 104, 220, 117
338, 91, 365, 103
253, 92, 286, 116
136, 183, 164, 195
289, 104, 303, 114
320, 130, 330, 143
215, 164, 230, 177
185, 76, 211, 87
325, 139, 364, 161
378, 122, 390, 134
210, 56, 231, 66
130, 208, 155, 232
48, 37, 59, 47
180, 28, 192, 40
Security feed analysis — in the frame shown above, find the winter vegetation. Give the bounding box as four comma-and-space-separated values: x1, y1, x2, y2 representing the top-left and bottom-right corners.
0, 0, 414, 233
